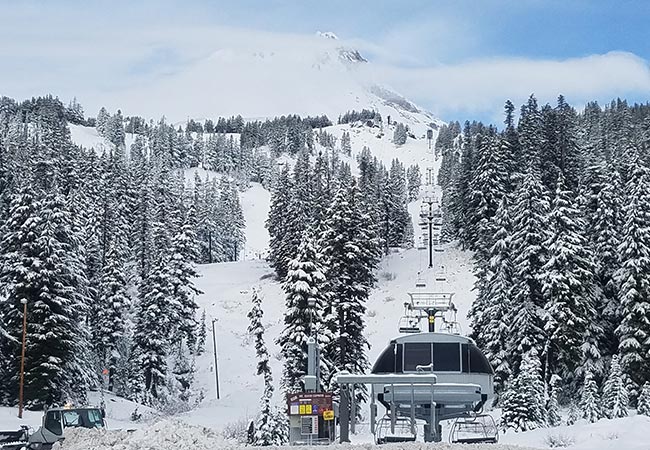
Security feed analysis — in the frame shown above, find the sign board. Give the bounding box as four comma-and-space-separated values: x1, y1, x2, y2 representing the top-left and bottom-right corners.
323, 410, 334, 421
300, 416, 318, 436
287, 392, 333, 417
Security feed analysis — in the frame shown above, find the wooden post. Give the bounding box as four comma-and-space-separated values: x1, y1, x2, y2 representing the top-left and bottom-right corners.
18, 299, 27, 418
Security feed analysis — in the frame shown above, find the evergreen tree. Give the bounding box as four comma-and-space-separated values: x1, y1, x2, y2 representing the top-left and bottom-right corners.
0, 189, 92, 407
266, 165, 293, 278
196, 310, 207, 356
509, 167, 549, 372
500, 349, 546, 432
638, 382, 650, 416
167, 207, 202, 348
132, 261, 171, 403
96, 107, 110, 136
546, 374, 562, 427
541, 175, 597, 381
477, 197, 513, 398
584, 163, 623, 361
393, 123, 407, 145
340, 131, 352, 156
615, 155, 650, 387
248, 288, 286, 446
566, 402, 580, 425
276, 233, 332, 392
602, 354, 629, 418
406, 164, 421, 201
96, 238, 129, 392
321, 179, 380, 403
580, 371, 601, 423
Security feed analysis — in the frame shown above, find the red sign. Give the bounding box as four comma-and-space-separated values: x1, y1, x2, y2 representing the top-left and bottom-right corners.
287, 392, 333, 416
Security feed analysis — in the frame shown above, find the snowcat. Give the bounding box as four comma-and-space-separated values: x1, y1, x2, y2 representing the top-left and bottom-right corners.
0, 405, 106, 450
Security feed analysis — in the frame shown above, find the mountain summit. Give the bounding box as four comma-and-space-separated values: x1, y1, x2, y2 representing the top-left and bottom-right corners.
114, 30, 439, 131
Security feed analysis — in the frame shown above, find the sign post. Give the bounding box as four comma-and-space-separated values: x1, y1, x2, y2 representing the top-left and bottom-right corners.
287, 392, 335, 445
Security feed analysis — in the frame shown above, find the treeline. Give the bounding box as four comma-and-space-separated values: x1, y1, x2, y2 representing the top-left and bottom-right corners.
437, 95, 650, 430
337, 109, 381, 125
0, 95, 245, 410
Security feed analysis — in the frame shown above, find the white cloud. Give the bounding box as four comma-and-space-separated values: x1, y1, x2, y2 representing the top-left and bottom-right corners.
372, 51, 650, 119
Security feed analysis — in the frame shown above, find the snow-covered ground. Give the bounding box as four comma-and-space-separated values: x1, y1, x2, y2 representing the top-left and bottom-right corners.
58, 420, 539, 450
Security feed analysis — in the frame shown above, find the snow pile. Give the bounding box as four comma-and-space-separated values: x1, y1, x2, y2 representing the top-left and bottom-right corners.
58, 419, 234, 450
59, 419, 538, 450
500, 414, 650, 450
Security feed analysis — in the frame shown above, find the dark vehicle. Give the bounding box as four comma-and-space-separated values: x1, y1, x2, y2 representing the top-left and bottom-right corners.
1, 406, 106, 450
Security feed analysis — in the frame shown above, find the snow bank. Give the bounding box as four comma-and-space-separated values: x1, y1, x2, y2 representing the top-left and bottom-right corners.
58, 419, 233, 450
59, 419, 537, 450
500, 414, 650, 450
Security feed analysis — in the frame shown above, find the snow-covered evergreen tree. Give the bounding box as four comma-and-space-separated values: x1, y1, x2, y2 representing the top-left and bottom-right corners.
602, 354, 629, 418
566, 402, 579, 426
508, 167, 550, 372
167, 207, 202, 348
478, 197, 513, 398
340, 131, 352, 156
546, 374, 562, 427
0, 188, 92, 407
541, 175, 597, 381
196, 310, 207, 356
96, 238, 130, 392
276, 232, 332, 392
638, 382, 650, 416
580, 371, 601, 423
266, 165, 294, 278
406, 164, 421, 201
393, 123, 407, 145
500, 349, 546, 432
321, 179, 380, 404
615, 155, 650, 388
248, 288, 286, 446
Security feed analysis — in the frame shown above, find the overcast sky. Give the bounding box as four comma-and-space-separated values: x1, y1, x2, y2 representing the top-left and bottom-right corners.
2, 0, 649, 123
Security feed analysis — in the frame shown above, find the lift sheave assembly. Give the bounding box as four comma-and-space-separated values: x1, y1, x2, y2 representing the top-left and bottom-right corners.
336, 283, 498, 444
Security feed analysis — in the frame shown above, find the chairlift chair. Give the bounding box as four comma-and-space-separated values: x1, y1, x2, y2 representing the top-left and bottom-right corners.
449, 414, 499, 444
375, 415, 417, 445
398, 302, 423, 333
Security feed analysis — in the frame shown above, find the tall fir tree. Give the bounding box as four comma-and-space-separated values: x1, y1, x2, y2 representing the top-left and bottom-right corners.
508, 167, 549, 373
541, 175, 597, 382
321, 179, 380, 404
276, 232, 332, 392
248, 288, 286, 446
615, 155, 650, 388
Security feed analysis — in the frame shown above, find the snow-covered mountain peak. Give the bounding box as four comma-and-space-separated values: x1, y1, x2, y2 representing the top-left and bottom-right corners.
111, 30, 441, 134
316, 31, 339, 40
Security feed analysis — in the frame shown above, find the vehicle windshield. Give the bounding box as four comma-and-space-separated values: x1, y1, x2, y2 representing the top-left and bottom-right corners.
62, 409, 104, 429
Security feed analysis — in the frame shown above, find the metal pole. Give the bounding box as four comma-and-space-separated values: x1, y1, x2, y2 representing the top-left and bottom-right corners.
428, 199, 433, 268
18, 299, 27, 419
212, 319, 220, 400
350, 385, 356, 435
340, 384, 350, 443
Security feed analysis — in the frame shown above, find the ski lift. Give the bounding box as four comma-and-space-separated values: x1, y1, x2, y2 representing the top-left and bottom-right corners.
449, 414, 499, 444
434, 266, 447, 282
375, 415, 417, 444
439, 309, 462, 335
398, 302, 422, 333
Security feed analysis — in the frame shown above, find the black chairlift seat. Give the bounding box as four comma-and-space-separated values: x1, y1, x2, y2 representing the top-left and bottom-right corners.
399, 325, 421, 334
379, 435, 417, 444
